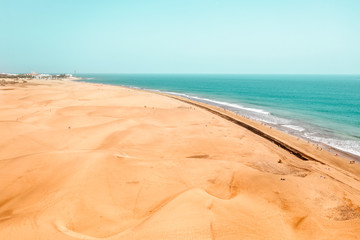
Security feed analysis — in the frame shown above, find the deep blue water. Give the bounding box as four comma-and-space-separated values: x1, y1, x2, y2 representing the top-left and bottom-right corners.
79, 74, 360, 156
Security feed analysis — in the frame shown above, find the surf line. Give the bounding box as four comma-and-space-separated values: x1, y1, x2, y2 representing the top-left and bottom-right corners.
163, 93, 324, 165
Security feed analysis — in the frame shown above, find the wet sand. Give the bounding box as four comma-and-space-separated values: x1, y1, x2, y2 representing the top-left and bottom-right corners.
1, 79, 360, 239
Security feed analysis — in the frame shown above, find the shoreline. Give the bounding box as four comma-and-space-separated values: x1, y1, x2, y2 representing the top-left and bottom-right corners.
78, 79, 360, 163
149, 90, 360, 173
180, 97, 360, 162
159, 91, 360, 164
3, 77, 358, 164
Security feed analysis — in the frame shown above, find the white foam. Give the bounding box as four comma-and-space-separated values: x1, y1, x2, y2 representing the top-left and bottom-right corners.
164, 91, 270, 115
195, 97, 270, 114
282, 125, 305, 132
305, 134, 360, 157
248, 116, 278, 125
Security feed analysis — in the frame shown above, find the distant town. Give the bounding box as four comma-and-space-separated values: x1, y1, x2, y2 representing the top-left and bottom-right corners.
0, 72, 76, 80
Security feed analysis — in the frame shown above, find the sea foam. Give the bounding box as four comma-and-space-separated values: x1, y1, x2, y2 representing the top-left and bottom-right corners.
282, 125, 305, 132
164, 91, 270, 115
304, 133, 360, 157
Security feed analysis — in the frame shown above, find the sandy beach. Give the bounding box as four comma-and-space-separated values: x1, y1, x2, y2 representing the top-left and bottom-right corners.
1, 79, 360, 240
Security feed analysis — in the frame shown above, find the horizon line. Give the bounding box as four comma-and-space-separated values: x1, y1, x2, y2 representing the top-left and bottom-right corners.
4, 72, 360, 75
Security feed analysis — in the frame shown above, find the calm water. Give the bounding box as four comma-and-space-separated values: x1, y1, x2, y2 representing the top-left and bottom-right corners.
80, 74, 360, 156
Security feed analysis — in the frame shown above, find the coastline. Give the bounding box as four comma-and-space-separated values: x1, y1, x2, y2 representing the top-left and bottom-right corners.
75, 74, 360, 159
167, 94, 358, 159
1, 78, 360, 239
78, 78, 360, 163
163, 92, 360, 164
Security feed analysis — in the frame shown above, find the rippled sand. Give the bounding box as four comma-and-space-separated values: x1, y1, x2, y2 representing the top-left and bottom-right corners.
1, 79, 360, 239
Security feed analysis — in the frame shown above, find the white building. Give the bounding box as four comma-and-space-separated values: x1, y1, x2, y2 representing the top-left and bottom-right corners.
36, 74, 52, 79
1, 73, 18, 76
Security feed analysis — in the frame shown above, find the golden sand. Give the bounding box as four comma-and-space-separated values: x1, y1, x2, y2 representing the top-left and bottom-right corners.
1, 79, 360, 239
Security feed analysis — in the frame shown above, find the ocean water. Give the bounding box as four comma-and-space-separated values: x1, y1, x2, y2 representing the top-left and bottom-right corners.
79, 74, 360, 157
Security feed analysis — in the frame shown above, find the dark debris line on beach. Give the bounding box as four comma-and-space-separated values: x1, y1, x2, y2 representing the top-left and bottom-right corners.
166, 94, 325, 165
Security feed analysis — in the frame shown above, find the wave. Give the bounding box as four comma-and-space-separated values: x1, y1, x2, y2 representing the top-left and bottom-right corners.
304, 133, 360, 157
282, 125, 305, 132
163, 91, 270, 115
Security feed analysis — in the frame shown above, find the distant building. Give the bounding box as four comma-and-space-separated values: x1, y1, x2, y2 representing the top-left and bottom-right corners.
29, 72, 39, 77
20, 72, 74, 79
36, 74, 52, 79
1, 73, 18, 76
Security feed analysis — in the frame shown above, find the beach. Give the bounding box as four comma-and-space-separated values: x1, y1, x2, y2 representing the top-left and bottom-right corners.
1, 79, 360, 239
79, 74, 360, 158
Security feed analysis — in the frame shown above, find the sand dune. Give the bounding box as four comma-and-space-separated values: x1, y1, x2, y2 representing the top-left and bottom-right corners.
1, 79, 360, 239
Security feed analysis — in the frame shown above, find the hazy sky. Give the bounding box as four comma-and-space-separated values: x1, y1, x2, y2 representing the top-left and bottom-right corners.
1, 0, 359, 74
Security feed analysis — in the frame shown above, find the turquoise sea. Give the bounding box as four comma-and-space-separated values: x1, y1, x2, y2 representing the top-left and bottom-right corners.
80, 74, 360, 157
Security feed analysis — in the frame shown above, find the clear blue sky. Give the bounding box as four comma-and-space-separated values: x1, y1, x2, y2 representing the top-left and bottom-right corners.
1, 0, 359, 74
